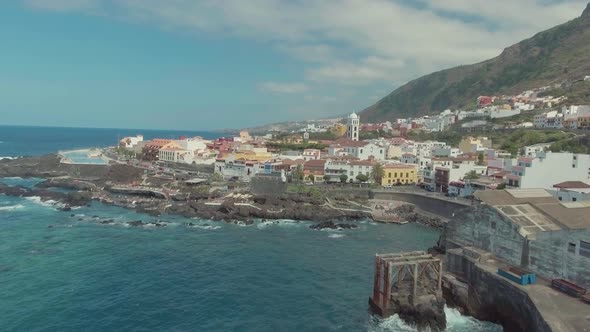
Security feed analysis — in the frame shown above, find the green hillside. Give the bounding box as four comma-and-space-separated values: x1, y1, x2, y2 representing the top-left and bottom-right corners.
361, 3, 590, 122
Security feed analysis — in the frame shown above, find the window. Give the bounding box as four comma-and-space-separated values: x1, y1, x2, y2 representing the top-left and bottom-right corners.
580, 241, 590, 258
573, 164, 576, 168
491, 221, 496, 230
573, 197, 577, 202
394, 172, 397, 177
388, 172, 392, 177
568, 242, 576, 254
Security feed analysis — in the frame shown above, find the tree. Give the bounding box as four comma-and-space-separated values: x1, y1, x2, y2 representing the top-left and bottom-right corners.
371, 163, 385, 184
293, 164, 304, 182
308, 174, 315, 183
464, 170, 480, 180
477, 152, 485, 166
323, 175, 331, 183
496, 183, 506, 190
339, 174, 348, 183
356, 174, 370, 183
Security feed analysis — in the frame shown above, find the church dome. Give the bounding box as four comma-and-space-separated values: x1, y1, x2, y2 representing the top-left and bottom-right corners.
349, 112, 358, 119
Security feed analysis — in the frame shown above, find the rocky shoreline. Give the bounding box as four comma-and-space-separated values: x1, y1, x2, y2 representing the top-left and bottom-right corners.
0, 155, 440, 230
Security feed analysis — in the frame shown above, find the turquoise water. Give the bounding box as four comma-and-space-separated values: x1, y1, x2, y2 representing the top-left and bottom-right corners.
0, 178, 502, 331
60, 150, 108, 165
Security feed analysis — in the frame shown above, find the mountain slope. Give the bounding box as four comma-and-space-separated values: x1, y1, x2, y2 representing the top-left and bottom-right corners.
361, 3, 590, 122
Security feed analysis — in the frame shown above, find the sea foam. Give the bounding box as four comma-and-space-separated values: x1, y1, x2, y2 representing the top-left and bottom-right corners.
328, 233, 346, 239
25, 196, 66, 209
0, 204, 25, 211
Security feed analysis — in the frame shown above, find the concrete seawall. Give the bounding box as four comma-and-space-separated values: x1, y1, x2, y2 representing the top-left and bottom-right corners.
444, 247, 588, 332
371, 191, 470, 219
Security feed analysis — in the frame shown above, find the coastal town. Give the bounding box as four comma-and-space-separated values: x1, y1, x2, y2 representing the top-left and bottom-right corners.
110, 86, 590, 204
4, 2, 590, 332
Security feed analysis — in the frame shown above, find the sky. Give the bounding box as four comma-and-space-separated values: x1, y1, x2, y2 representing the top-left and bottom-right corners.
0, 0, 588, 130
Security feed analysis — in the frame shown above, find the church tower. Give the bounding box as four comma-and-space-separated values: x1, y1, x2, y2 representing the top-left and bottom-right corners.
346, 112, 360, 141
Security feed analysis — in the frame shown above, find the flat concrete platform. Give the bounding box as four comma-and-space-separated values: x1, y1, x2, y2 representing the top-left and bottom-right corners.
476, 257, 590, 332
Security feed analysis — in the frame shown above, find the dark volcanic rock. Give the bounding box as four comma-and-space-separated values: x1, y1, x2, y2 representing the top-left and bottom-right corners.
127, 220, 144, 227
393, 295, 447, 332
310, 221, 358, 230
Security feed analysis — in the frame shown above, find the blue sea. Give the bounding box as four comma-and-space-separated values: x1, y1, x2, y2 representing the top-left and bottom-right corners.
0, 125, 225, 158
0, 126, 502, 331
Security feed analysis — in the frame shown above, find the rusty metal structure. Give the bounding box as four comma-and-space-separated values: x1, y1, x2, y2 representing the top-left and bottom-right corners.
369, 251, 443, 317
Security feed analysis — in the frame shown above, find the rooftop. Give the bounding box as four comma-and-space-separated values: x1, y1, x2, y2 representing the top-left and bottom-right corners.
553, 181, 590, 189
475, 189, 590, 231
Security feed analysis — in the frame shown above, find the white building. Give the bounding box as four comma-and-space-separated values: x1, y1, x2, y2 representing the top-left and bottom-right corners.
488, 108, 521, 119
159, 146, 192, 163
302, 149, 321, 161
324, 159, 375, 182
119, 135, 144, 149
549, 181, 590, 203
331, 140, 386, 161
346, 112, 360, 141
507, 152, 590, 189
522, 143, 552, 157
534, 111, 563, 129
214, 157, 261, 181
400, 154, 418, 164
432, 147, 461, 158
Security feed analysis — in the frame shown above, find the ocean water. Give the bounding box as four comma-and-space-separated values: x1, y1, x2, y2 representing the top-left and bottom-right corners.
0, 125, 224, 158
0, 127, 503, 331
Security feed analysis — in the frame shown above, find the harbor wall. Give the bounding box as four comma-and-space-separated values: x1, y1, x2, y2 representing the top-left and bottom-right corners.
443, 204, 590, 289
371, 191, 469, 219
444, 249, 551, 332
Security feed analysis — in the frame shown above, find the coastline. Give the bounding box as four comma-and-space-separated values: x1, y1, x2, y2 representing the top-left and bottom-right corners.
0, 154, 448, 229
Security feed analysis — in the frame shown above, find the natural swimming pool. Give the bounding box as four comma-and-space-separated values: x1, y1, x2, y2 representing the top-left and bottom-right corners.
60, 149, 108, 165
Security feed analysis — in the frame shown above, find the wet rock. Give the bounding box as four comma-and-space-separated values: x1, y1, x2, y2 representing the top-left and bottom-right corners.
127, 220, 144, 227
100, 219, 115, 224
58, 205, 72, 212
310, 221, 358, 230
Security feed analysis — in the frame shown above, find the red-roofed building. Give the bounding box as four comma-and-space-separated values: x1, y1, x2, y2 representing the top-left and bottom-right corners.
142, 139, 172, 161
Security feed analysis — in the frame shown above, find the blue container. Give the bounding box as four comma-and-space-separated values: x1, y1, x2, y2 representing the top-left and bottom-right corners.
498, 268, 527, 285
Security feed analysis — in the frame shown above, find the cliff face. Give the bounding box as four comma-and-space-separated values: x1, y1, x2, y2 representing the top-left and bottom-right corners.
361, 4, 590, 122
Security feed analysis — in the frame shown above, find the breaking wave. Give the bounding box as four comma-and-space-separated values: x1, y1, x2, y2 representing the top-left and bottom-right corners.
328, 233, 346, 239
370, 306, 502, 332
25, 196, 66, 209
0, 204, 25, 211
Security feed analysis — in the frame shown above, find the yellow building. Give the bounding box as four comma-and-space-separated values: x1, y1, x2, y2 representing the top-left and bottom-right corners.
458, 136, 492, 154
234, 148, 273, 162
330, 123, 347, 137
381, 163, 418, 186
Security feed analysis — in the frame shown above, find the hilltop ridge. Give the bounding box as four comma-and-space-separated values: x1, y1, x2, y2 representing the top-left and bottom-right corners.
361, 4, 590, 122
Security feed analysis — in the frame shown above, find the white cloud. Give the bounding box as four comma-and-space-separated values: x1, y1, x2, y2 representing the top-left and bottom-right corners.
22, 0, 589, 116
259, 82, 308, 94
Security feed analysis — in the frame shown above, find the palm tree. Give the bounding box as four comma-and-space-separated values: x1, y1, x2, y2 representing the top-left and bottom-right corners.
371, 163, 385, 184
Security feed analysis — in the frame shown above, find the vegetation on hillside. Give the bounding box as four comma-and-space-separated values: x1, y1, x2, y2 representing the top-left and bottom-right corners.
361, 7, 590, 122
407, 129, 576, 156
549, 135, 590, 154
538, 81, 590, 105
497, 130, 574, 156
407, 131, 463, 147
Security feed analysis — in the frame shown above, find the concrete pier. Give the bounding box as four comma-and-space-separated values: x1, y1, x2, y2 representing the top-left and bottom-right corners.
369, 251, 446, 331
